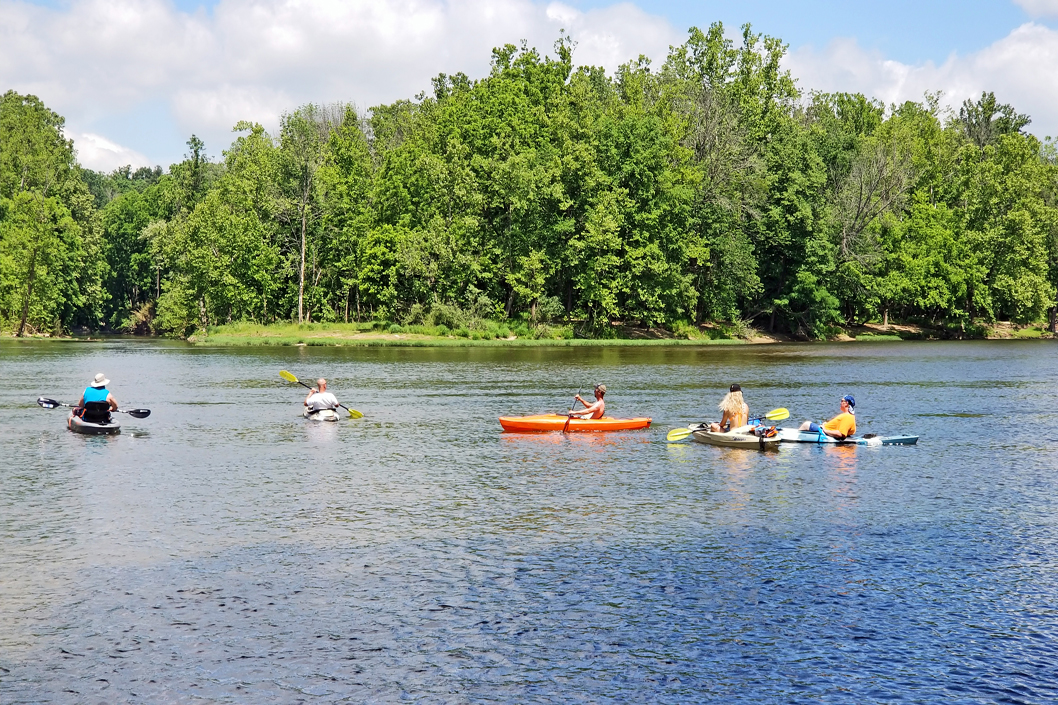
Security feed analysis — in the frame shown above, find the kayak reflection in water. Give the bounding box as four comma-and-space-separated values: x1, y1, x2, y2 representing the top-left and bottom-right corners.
69, 372, 119, 428
709, 383, 749, 432
799, 395, 857, 440
569, 384, 606, 419
304, 378, 340, 412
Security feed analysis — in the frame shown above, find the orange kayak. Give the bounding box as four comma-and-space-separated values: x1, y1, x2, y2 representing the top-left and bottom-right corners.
499, 414, 652, 432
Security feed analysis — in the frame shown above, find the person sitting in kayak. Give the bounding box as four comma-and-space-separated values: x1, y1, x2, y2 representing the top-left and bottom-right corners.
708, 384, 748, 432
570, 384, 606, 419
304, 378, 340, 413
69, 372, 119, 427
799, 395, 856, 439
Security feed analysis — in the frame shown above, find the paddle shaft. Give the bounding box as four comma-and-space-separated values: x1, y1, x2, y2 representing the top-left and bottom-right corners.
563, 393, 579, 433
37, 398, 149, 418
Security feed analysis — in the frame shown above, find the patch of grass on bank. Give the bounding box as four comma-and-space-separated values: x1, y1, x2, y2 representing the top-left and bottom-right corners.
853, 334, 904, 342
191, 320, 748, 347
1010, 326, 1045, 338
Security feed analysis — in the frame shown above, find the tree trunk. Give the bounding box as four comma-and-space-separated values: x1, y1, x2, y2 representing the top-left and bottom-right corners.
883, 307, 888, 327
1049, 306, 1056, 334
17, 247, 39, 337
298, 208, 307, 324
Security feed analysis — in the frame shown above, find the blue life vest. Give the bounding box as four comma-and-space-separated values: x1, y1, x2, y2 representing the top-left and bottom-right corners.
83, 386, 109, 403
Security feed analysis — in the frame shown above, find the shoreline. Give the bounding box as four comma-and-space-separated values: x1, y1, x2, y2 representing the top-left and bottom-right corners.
182, 319, 1058, 346
4, 320, 1054, 347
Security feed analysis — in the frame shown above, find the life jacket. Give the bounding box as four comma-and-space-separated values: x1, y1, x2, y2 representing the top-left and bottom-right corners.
83, 386, 109, 403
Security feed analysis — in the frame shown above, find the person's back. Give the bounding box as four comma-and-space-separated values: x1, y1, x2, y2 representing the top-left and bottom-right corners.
71, 373, 118, 427
305, 378, 339, 412
306, 390, 338, 411
711, 384, 748, 432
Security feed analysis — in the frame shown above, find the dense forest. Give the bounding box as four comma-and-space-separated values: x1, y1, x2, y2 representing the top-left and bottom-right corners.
2, 25, 1057, 339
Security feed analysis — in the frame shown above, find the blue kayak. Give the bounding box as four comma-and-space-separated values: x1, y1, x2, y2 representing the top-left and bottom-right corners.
777, 428, 918, 446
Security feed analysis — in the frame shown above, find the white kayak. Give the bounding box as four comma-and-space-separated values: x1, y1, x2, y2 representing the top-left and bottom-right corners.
304, 408, 340, 422
69, 414, 121, 435
777, 428, 918, 446
687, 424, 781, 450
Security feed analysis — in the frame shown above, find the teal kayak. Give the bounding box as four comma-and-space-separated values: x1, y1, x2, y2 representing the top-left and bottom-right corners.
777, 429, 918, 446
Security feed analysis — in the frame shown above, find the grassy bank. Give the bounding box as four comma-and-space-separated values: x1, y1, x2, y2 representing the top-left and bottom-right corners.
189, 321, 751, 347
11, 319, 1047, 346
185, 319, 1058, 347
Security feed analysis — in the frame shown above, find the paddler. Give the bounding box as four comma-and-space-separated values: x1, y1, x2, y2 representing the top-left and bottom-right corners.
304, 378, 340, 413
69, 372, 119, 427
569, 384, 606, 419
799, 395, 856, 439
708, 383, 748, 432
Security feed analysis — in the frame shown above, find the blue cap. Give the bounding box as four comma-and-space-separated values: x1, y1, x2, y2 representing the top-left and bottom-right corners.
842, 395, 855, 408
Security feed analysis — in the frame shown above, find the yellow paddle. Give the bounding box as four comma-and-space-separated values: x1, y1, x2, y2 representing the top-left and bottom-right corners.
665, 408, 789, 442
280, 370, 364, 419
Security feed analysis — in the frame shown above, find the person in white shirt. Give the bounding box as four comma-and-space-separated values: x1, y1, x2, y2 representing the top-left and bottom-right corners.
304, 378, 340, 412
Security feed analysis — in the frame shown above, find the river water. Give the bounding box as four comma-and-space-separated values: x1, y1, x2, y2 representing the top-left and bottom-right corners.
1, 339, 1056, 703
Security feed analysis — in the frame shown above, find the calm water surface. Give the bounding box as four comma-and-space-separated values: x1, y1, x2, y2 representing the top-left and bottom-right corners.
1, 339, 1056, 703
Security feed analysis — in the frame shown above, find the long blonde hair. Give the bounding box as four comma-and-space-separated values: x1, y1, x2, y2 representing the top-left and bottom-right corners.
718, 390, 746, 415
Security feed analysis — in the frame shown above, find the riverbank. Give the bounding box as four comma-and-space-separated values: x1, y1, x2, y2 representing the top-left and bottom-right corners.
188, 322, 748, 347
5, 319, 1052, 346
184, 320, 1057, 347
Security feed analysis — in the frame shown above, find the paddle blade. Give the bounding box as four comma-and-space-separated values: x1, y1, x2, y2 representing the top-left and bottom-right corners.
37, 397, 61, 409
666, 427, 694, 442
279, 370, 299, 383
764, 408, 789, 421
346, 408, 363, 419
126, 409, 151, 418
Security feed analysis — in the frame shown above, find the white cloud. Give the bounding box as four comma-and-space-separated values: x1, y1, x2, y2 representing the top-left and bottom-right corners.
0, 0, 680, 168
1013, 0, 1058, 17
68, 131, 152, 172
785, 22, 1058, 138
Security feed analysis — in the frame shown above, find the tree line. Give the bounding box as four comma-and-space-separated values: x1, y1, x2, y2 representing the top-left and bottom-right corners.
2, 24, 1057, 339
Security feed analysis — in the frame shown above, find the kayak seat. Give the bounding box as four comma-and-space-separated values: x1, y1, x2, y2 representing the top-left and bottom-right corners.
81, 401, 112, 423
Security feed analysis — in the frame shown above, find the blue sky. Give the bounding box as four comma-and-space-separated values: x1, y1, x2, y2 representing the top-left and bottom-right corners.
3, 0, 1056, 169
580, 1, 1050, 63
